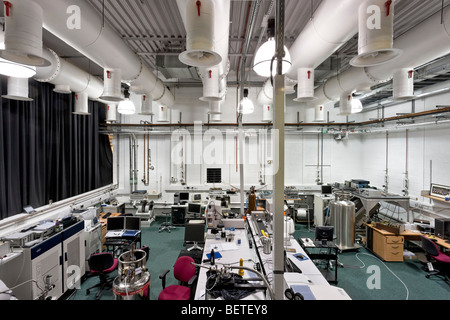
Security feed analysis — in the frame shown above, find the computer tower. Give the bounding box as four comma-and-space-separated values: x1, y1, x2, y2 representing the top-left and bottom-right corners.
434, 218, 450, 240
171, 206, 187, 226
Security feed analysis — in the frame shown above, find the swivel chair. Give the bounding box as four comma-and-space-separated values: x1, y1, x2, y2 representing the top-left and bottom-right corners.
158, 256, 197, 300
421, 236, 450, 282
86, 252, 119, 299
159, 211, 175, 233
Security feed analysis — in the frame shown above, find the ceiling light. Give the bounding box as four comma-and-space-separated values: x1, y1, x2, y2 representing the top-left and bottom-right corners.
253, 19, 292, 78
239, 88, 254, 115
118, 89, 135, 115
0, 58, 36, 78
0, 32, 36, 78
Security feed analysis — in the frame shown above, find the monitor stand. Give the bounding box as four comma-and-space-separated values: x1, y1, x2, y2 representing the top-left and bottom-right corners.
187, 241, 203, 251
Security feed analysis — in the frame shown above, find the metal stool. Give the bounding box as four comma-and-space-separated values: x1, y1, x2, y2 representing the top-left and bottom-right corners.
159, 211, 175, 233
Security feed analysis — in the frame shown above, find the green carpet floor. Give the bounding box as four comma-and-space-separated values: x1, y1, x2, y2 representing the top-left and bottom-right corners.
65, 218, 450, 301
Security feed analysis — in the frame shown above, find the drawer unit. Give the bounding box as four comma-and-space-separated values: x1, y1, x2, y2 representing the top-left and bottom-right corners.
371, 229, 405, 262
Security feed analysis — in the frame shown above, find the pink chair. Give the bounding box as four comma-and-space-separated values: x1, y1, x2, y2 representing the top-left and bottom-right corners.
158, 256, 197, 300
421, 236, 450, 282
86, 252, 119, 299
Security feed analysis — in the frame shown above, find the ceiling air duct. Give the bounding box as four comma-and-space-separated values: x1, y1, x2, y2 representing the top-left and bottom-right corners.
262, 105, 273, 123
34, 48, 103, 99
294, 68, 317, 102
338, 92, 363, 116
73, 91, 90, 115
106, 104, 117, 123
314, 105, 326, 122
0, 0, 51, 67
393, 68, 415, 100
139, 94, 154, 116
157, 105, 170, 122
199, 66, 221, 102
178, 0, 222, 68
100, 69, 123, 102
208, 101, 221, 122
2, 76, 33, 101
350, 0, 402, 67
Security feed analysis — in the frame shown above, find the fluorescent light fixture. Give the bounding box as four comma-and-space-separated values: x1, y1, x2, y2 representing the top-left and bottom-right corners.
118, 89, 135, 115
239, 88, 254, 115
253, 19, 291, 78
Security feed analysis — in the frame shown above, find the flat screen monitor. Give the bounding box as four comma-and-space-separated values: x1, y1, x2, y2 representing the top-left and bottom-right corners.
315, 226, 334, 244
125, 216, 141, 230
321, 185, 332, 194
184, 223, 206, 243
179, 192, 189, 201
188, 203, 202, 214
107, 216, 125, 231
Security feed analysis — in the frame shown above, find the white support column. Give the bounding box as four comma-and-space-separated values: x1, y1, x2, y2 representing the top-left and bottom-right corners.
272, 74, 285, 300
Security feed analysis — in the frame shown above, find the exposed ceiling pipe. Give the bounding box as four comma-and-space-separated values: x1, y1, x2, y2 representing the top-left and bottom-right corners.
287, 0, 360, 78
177, 0, 230, 103
35, 0, 174, 107
315, 4, 450, 107
34, 47, 103, 99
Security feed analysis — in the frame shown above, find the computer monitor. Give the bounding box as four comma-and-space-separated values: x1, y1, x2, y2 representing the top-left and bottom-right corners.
125, 216, 141, 230
321, 185, 332, 194
315, 226, 334, 245
188, 203, 202, 214
107, 216, 125, 231
184, 222, 206, 251
179, 192, 189, 203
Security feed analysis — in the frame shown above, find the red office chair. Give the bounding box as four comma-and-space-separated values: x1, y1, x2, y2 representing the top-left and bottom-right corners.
86, 252, 119, 299
421, 236, 450, 282
158, 256, 197, 300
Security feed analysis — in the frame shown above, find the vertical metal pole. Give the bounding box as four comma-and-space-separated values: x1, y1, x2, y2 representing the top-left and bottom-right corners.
272, 0, 286, 300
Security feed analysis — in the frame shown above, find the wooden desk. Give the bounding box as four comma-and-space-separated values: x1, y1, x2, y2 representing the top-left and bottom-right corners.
365, 223, 450, 262
401, 230, 450, 250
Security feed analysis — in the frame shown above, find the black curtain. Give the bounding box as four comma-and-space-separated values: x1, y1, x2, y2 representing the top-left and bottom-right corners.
0, 77, 113, 219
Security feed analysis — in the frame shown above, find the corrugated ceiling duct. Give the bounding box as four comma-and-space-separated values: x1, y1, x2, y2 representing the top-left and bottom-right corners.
315, 5, 450, 106
350, 0, 402, 67
177, 0, 230, 103
34, 47, 103, 99
35, 0, 175, 107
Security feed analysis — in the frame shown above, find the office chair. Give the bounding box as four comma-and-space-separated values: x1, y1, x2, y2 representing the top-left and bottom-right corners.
86, 252, 119, 300
159, 211, 175, 233
158, 256, 197, 300
421, 236, 450, 282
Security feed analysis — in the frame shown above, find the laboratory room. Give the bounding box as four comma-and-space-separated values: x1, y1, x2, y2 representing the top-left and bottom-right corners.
0, 0, 450, 309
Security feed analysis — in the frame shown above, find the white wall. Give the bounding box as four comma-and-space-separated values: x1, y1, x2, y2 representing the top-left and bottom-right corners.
113, 85, 450, 221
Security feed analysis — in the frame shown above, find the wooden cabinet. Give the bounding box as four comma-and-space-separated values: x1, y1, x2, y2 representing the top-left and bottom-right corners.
367, 225, 405, 262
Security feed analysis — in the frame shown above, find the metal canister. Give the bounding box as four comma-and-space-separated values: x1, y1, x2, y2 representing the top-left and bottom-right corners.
329, 192, 356, 250
113, 249, 150, 300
